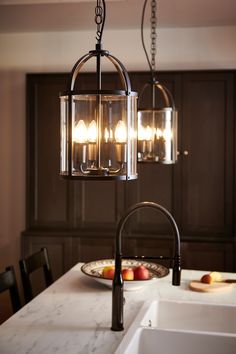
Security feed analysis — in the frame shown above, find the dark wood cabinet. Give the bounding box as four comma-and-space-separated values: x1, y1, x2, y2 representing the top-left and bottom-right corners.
22, 70, 236, 279
26, 74, 71, 230
180, 72, 234, 238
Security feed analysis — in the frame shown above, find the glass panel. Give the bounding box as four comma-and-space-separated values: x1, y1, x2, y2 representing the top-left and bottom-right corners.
127, 95, 137, 178
138, 108, 177, 164
60, 94, 137, 180
60, 96, 69, 175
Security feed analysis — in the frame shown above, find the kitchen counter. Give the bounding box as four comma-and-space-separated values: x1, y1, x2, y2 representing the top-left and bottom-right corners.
0, 264, 236, 354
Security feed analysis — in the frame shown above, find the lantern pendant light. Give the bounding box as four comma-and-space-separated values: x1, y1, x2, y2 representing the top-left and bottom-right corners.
60, 0, 138, 180
138, 0, 178, 164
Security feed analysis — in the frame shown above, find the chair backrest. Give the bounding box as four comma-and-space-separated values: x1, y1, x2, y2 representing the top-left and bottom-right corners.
0, 266, 21, 313
19, 247, 53, 303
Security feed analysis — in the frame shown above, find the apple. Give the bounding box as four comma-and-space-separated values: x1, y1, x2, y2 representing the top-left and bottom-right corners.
102, 266, 115, 279
209, 271, 222, 282
201, 274, 213, 284
133, 265, 149, 280
122, 268, 134, 280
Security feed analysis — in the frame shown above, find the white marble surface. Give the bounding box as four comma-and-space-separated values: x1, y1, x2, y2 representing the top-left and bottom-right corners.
0, 265, 236, 354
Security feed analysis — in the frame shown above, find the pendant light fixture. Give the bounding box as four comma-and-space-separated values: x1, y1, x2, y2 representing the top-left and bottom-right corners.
138, 0, 178, 164
60, 0, 138, 180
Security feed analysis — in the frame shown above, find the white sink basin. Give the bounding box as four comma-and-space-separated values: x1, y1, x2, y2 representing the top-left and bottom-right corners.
141, 299, 236, 334
115, 299, 236, 354
122, 327, 236, 354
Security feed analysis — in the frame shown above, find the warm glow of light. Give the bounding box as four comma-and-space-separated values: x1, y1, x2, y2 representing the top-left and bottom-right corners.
88, 120, 97, 142
104, 127, 109, 142
156, 128, 163, 139
115, 120, 127, 143
109, 129, 113, 140
74, 120, 87, 143
145, 125, 152, 141
163, 128, 172, 141
104, 127, 114, 142
138, 124, 154, 141
129, 127, 137, 139
138, 124, 146, 140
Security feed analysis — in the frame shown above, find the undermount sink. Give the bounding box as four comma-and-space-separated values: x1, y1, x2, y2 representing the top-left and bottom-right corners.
115, 299, 236, 354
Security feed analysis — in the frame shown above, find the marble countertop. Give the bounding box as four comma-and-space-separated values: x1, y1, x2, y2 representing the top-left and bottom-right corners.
0, 264, 236, 354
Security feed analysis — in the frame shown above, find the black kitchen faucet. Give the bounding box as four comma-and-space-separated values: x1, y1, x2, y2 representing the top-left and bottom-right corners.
111, 201, 181, 331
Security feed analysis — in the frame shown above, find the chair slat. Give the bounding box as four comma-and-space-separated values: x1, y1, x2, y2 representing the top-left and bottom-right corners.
0, 266, 21, 313
19, 247, 53, 304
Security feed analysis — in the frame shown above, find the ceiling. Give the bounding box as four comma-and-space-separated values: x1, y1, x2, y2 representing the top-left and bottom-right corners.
0, 0, 236, 33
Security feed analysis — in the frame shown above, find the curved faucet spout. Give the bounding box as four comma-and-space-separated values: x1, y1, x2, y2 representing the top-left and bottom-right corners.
111, 201, 181, 331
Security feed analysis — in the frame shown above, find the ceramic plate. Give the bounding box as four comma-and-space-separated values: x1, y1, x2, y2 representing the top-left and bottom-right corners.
81, 259, 169, 291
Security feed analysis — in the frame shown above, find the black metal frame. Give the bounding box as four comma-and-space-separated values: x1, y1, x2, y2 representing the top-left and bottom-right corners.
60, 0, 137, 180
61, 52, 138, 180
138, 79, 176, 110
111, 201, 181, 331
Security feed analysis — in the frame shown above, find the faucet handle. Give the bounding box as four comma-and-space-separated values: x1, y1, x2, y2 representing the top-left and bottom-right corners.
172, 255, 181, 285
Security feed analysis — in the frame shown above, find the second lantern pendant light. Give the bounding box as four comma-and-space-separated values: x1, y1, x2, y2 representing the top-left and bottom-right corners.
138, 0, 178, 164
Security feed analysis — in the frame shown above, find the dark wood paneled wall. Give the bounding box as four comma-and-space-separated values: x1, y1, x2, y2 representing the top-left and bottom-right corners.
22, 70, 236, 280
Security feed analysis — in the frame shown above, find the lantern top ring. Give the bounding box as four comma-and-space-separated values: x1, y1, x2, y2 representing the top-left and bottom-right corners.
60, 90, 138, 97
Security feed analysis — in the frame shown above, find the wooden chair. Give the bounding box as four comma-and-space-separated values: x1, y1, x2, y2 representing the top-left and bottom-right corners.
19, 247, 53, 303
0, 266, 21, 313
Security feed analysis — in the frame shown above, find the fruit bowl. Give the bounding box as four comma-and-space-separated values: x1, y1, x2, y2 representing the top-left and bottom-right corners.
81, 259, 169, 291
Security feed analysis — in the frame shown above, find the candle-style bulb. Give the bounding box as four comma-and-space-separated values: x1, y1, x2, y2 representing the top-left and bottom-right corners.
74, 120, 87, 143
156, 128, 163, 139
145, 125, 153, 141
88, 120, 97, 142
115, 120, 127, 143
104, 127, 109, 142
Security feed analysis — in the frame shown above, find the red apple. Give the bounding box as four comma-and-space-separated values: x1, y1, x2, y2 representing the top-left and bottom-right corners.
102, 266, 115, 279
201, 274, 213, 284
122, 268, 134, 280
133, 265, 149, 280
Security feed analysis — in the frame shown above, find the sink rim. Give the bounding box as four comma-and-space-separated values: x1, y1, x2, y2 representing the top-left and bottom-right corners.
140, 298, 236, 328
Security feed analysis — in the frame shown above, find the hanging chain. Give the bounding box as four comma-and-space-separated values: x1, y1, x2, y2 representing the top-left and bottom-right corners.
95, 0, 104, 43
150, 0, 157, 73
